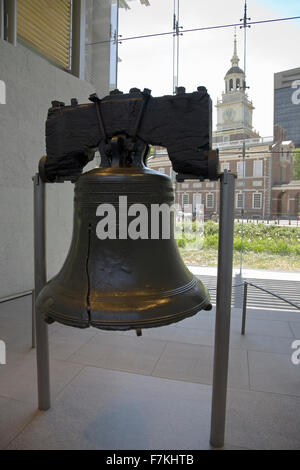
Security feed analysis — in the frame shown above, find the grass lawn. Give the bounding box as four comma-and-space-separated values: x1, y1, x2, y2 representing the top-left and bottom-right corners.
178, 221, 300, 272
180, 247, 300, 271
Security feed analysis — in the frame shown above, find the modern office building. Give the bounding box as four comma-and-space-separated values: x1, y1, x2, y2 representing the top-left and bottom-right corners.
274, 67, 300, 148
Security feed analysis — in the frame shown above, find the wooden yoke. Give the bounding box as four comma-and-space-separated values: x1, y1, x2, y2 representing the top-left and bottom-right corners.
40, 86, 219, 183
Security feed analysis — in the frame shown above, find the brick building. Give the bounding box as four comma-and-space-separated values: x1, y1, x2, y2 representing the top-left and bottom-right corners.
148, 36, 300, 220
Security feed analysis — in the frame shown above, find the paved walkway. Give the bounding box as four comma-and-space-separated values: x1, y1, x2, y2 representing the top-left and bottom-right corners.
0, 295, 300, 450
189, 266, 300, 311
189, 265, 300, 281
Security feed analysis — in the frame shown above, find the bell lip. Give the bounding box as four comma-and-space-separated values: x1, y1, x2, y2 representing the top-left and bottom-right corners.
89, 298, 212, 331
38, 275, 212, 331
43, 296, 212, 331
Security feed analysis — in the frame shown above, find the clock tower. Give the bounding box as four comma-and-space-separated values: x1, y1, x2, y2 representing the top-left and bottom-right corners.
214, 31, 259, 142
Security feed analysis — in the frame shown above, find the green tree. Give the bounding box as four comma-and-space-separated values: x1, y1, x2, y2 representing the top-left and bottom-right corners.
292, 148, 300, 180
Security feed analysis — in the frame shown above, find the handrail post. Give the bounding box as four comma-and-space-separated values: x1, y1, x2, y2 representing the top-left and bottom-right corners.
210, 171, 235, 449
241, 282, 248, 335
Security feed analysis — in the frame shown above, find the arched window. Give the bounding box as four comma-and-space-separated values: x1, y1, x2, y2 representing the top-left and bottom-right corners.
229, 79, 233, 91
236, 78, 240, 89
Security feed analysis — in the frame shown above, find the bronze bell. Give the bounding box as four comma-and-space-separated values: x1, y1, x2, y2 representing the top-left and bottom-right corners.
36, 141, 212, 331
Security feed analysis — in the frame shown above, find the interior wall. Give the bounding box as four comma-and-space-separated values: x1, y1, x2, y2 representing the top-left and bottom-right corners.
0, 38, 97, 297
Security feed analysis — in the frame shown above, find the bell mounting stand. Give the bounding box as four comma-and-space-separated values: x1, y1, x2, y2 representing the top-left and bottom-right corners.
33, 173, 50, 410
176, 169, 236, 449
33, 160, 236, 447
210, 170, 236, 448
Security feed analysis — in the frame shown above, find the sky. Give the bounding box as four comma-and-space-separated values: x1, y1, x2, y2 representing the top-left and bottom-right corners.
117, 0, 300, 137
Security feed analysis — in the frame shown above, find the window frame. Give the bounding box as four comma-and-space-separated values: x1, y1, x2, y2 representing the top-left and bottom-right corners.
252, 192, 262, 210
221, 162, 230, 172
236, 192, 244, 209
182, 193, 189, 207
253, 160, 263, 178
237, 161, 245, 179
206, 193, 214, 209
193, 193, 202, 211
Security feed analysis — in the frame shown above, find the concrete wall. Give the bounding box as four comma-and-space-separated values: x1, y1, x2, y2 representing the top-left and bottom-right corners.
0, 38, 97, 297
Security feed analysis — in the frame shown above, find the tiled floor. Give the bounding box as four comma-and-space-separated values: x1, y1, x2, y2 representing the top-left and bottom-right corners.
0, 295, 300, 450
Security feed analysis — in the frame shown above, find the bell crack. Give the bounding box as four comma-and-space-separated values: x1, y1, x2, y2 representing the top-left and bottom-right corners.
85, 224, 92, 324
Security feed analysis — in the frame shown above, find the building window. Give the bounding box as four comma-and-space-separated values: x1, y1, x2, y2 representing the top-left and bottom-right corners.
253, 160, 263, 177
193, 193, 202, 211
236, 193, 244, 209
158, 167, 165, 174
182, 193, 189, 207
17, 0, 72, 70
237, 161, 245, 179
221, 162, 230, 172
206, 193, 214, 209
253, 193, 262, 209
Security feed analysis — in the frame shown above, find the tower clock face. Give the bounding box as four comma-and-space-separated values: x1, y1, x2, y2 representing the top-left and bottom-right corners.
223, 108, 235, 122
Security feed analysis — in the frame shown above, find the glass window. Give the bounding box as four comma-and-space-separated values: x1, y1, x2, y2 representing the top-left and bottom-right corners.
158, 167, 165, 174
206, 193, 214, 209
193, 193, 202, 211
17, 0, 72, 70
221, 162, 230, 172
109, 0, 119, 91
236, 193, 244, 209
182, 193, 189, 206
253, 160, 263, 177
253, 193, 262, 209
237, 161, 245, 179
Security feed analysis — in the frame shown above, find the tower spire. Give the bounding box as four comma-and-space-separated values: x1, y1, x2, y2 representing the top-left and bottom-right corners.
231, 27, 239, 67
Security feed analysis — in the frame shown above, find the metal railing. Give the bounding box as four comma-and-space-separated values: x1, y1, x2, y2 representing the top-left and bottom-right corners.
241, 281, 300, 335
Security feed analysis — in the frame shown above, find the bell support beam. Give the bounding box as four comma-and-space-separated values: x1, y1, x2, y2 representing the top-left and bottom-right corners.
210, 170, 236, 449
33, 173, 50, 410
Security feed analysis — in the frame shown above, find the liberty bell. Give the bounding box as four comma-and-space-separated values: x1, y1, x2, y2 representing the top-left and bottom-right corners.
36, 87, 218, 331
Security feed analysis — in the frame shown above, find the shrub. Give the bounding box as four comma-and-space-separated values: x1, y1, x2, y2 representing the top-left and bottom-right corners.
180, 221, 300, 256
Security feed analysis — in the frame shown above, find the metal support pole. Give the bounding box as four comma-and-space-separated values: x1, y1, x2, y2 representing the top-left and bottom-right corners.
241, 282, 248, 335
71, 0, 86, 79
210, 171, 235, 449
33, 173, 50, 410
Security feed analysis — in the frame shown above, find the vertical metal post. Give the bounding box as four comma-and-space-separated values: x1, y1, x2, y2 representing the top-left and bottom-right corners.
33, 173, 51, 410
109, 0, 119, 91
210, 171, 235, 449
31, 289, 36, 348
241, 282, 248, 335
71, 0, 86, 79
